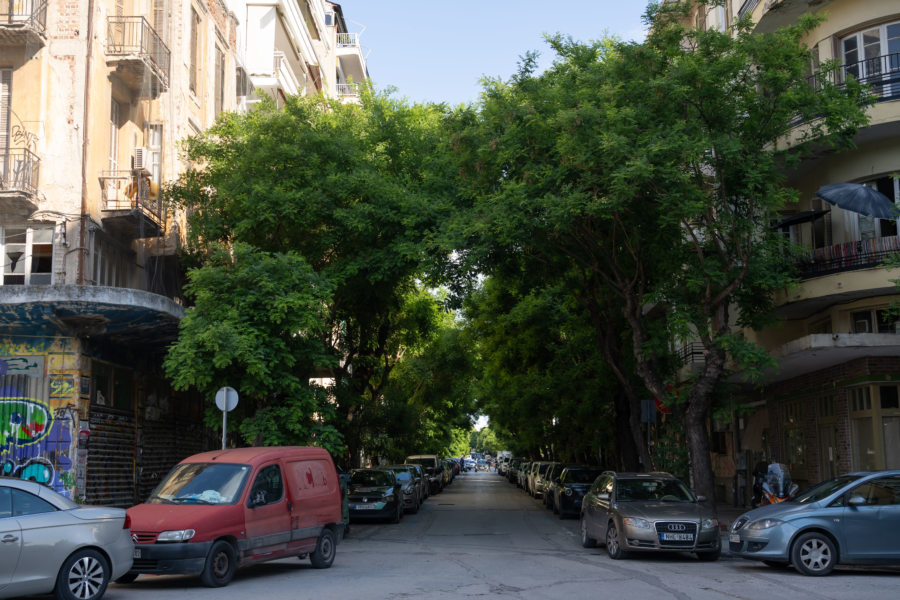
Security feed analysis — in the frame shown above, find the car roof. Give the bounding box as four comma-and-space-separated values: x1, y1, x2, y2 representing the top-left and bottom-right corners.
181, 446, 330, 465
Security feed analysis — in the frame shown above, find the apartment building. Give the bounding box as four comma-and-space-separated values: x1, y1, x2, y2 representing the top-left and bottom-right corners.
677, 0, 900, 501
0, 0, 368, 505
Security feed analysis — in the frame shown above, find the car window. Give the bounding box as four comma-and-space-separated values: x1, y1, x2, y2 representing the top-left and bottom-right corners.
0, 487, 11, 518
390, 470, 411, 482
615, 478, 693, 502
248, 464, 284, 507
11, 488, 57, 516
591, 475, 609, 495
566, 469, 604, 484
795, 475, 862, 505
351, 470, 394, 487
848, 476, 900, 506
150, 462, 251, 504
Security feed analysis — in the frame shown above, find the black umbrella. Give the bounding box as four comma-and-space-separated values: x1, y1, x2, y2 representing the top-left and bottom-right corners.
816, 183, 898, 220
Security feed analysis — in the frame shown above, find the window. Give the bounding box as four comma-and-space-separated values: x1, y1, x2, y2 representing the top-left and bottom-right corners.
92, 360, 133, 411
1, 69, 10, 155
214, 45, 225, 117
190, 8, 200, 95
783, 399, 806, 475
852, 310, 873, 333
248, 465, 284, 507
848, 476, 900, 506
11, 488, 57, 516
841, 21, 900, 98
144, 123, 163, 185
1, 225, 54, 286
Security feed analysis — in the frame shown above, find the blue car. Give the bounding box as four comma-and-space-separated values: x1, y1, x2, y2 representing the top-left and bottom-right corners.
729, 470, 900, 575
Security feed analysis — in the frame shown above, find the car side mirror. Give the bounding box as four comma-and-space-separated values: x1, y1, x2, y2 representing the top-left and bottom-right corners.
848, 494, 866, 506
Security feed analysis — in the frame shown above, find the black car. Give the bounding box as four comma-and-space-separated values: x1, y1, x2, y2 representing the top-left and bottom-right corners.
348, 468, 404, 523
550, 466, 605, 518
383, 465, 421, 513
541, 462, 568, 508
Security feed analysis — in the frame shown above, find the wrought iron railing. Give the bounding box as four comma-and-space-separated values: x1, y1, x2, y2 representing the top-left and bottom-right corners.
677, 342, 705, 366
796, 236, 900, 279
737, 0, 759, 19
1, 0, 46, 32
0, 148, 40, 196
106, 16, 171, 86
336, 32, 359, 47
809, 52, 900, 102
98, 170, 163, 224
273, 50, 301, 94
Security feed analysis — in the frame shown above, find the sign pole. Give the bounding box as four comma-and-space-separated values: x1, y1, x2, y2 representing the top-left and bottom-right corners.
215, 386, 239, 451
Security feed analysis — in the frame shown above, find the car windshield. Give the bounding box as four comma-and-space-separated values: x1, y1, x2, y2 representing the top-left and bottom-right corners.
148, 463, 250, 505
407, 458, 434, 468
389, 469, 411, 482
565, 469, 604, 484
616, 478, 694, 502
792, 475, 862, 504
351, 470, 393, 487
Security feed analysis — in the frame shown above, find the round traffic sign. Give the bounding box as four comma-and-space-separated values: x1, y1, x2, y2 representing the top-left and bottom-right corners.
215, 386, 239, 412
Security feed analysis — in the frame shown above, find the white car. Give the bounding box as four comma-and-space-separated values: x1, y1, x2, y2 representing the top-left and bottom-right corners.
0, 478, 133, 600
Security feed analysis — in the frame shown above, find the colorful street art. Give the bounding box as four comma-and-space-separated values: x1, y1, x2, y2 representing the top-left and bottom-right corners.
0, 356, 75, 497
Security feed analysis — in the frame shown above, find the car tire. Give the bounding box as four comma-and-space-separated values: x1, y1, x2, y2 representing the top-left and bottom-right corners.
114, 572, 139, 584
696, 549, 720, 561
791, 532, 836, 576
200, 540, 237, 587
606, 522, 627, 560
56, 548, 110, 600
580, 516, 597, 548
309, 529, 336, 569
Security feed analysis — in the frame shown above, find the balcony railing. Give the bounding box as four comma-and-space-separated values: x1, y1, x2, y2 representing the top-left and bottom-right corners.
677, 342, 705, 367
273, 51, 302, 95
106, 16, 171, 92
336, 83, 360, 96
796, 236, 900, 279
336, 32, 359, 47
0, 148, 40, 196
98, 170, 163, 223
809, 52, 900, 103
0, 0, 47, 43
737, 0, 760, 19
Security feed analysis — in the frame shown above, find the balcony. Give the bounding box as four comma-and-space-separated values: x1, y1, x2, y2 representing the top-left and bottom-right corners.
810, 52, 900, 104
796, 237, 900, 279
336, 82, 360, 98
336, 31, 367, 86
0, 148, 41, 218
0, 0, 47, 46
106, 17, 170, 98
98, 171, 164, 238
252, 51, 303, 100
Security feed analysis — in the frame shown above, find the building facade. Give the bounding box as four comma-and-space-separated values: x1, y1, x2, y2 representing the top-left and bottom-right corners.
0, 0, 368, 505
679, 0, 900, 502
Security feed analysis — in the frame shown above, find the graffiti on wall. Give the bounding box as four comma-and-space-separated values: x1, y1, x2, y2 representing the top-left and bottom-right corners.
0, 357, 76, 496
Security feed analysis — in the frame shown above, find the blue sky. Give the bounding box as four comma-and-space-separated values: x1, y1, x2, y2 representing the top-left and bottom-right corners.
335, 1, 651, 106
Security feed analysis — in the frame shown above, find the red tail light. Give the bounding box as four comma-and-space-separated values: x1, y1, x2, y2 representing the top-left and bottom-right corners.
123, 514, 132, 530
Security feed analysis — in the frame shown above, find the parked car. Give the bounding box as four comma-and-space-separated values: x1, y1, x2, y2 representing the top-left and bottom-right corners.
580, 471, 720, 561
550, 466, 605, 518
406, 455, 444, 494
517, 462, 532, 488
0, 477, 133, 600
348, 468, 404, 523
405, 463, 429, 503
507, 459, 522, 483
526, 461, 550, 496
532, 461, 556, 499
476, 459, 490, 471
729, 470, 900, 575
125, 446, 343, 587
464, 458, 476, 472
541, 462, 567, 507
382, 466, 421, 514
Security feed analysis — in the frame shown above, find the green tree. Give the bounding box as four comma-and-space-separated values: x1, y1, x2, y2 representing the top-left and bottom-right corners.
449, 1, 870, 504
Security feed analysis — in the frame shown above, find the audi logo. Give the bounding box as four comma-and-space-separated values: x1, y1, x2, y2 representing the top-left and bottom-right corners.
667, 524, 687, 532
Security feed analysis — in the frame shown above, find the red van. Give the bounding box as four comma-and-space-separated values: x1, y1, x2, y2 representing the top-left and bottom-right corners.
122, 446, 344, 587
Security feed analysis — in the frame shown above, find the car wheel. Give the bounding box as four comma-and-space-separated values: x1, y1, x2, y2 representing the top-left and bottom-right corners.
606, 522, 627, 560
55, 549, 110, 600
200, 540, 237, 587
580, 516, 597, 548
114, 572, 139, 584
791, 532, 836, 576
309, 529, 336, 569
696, 548, 720, 562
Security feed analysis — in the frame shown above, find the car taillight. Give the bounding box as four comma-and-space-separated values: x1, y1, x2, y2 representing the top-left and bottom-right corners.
123, 514, 132, 530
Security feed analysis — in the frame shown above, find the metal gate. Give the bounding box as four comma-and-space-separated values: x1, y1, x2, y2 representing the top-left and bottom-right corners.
85, 405, 136, 507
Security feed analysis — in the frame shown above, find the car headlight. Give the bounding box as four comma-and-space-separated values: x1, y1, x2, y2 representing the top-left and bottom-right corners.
404, 488, 413, 495
565, 488, 573, 496
623, 517, 651, 529
748, 518, 783, 530
157, 529, 196, 542
385, 494, 395, 502
701, 518, 719, 530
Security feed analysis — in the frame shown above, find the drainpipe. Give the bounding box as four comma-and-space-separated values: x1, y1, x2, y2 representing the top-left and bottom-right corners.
78, 0, 97, 285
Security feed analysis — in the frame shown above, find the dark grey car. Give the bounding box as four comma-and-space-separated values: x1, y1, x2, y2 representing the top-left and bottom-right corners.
580, 472, 720, 561
383, 465, 421, 513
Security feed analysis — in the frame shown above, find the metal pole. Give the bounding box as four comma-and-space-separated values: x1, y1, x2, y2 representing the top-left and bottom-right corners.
222, 409, 227, 450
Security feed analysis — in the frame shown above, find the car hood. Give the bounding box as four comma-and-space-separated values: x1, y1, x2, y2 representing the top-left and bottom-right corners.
564, 483, 591, 492
617, 501, 713, 521
69, 506, 127, 521
127, 502, 239, 533
734, 502, 812, 526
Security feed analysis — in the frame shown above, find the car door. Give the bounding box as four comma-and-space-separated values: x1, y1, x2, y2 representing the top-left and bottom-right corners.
243, 463, 291, 559
0, 487, 22, 590
582, 476, 610, 537
840, 474, 900, 559
285, 458, 337, 553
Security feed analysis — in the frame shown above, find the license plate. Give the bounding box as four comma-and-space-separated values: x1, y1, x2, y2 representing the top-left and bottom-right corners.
729, 533, 741, 543
353, 504, 376, 510
133, 548, 141, 559
660, 533, 694, 541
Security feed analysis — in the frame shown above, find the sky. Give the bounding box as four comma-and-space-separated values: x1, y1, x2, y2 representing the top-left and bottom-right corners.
335, 1, 651, 106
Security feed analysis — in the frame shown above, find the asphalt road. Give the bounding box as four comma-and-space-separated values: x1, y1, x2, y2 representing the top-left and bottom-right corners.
96, 470, 898, 600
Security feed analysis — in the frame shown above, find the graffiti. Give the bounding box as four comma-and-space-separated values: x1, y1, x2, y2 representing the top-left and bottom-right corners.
0, 398, 51, 446
49, 374, 76, 399
11, 123, 39, 153
0, 338, 51, 356
0, 356, 44, 377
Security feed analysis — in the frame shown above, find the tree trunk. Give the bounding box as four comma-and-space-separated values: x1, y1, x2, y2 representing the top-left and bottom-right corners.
684, 404, 716, 515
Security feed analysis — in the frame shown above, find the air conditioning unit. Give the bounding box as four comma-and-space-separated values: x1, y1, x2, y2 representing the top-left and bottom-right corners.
132, 147, 150, 174
324, 11, 334, 26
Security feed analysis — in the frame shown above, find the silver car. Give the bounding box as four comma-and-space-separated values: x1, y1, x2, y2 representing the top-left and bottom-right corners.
0, 478, 133, 600
729, 470, 900, 575
580, 471, 721, 561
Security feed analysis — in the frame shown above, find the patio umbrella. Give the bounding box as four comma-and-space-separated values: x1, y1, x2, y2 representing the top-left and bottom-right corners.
815, 183, 898, 220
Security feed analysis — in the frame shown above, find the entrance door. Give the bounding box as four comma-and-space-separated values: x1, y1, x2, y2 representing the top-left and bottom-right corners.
818, 426, 838, 480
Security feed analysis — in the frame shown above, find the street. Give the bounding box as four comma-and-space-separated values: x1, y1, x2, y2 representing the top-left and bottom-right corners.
83, 470, 898, 600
